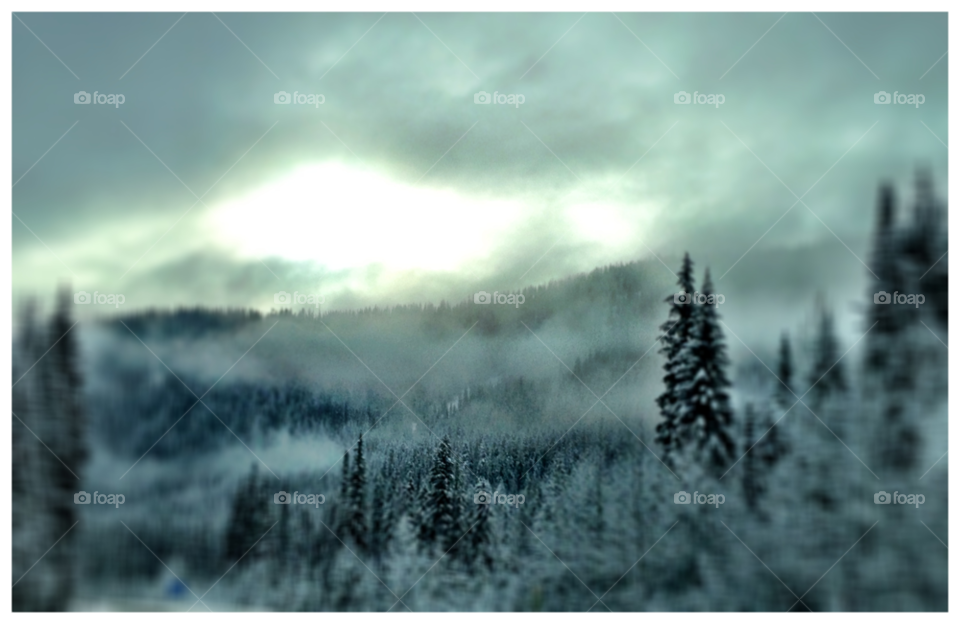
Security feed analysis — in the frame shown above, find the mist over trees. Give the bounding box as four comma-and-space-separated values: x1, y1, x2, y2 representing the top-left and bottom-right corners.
12, 174, 947, 611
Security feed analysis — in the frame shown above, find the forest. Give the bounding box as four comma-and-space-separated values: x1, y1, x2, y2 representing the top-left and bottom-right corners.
12, 174, 948, 611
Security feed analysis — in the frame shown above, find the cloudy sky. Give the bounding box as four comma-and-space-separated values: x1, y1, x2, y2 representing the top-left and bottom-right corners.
12, 12, 947, 320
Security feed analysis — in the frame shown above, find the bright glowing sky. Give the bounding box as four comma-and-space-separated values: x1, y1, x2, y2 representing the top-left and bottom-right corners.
207, 163, 530, 271
12, 12, 948, 316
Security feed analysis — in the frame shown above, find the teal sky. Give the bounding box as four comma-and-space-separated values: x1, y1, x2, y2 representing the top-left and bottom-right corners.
12, 12, 948, 319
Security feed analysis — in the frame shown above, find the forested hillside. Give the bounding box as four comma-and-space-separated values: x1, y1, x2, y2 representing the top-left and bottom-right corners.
13, 175, 947, 611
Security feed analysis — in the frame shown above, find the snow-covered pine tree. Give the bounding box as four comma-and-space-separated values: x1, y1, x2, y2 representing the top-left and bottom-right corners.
370, 449, 397, 561
740, 401, 786, 514
863, 172, 946, 473
673, 269, 736, 475
399, 472, 420, 530
387, 514, 430, 609
335, 449, 350, 535
863, 183, 906, 376
13, 301, 58, 611
276, 489, 292, 573
741, 404, 763, 512
589, 456, 604, 537
346, 435, 368, 551
295, 506, 315, 571
806, 300, 847, 413
421, 436, 462, 555
753, 402, 788, 468
775, 331, 794, 409
656, 253, 697, 460
371, 475, 394, 562
466, 477, 495, 570
225, 464, 272, 565
414, 477, 432, 548
31, 288, 87, 610
906, 169, 947, 326
452, 444, 467, 546
224, 473, 250, 563
254, 471, 277, 562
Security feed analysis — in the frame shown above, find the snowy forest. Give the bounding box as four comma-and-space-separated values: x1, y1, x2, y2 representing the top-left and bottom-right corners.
12, 173, 947, 611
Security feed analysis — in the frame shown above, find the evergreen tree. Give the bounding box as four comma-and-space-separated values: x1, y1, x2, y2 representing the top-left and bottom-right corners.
370, 474, 394, 561
903, 169, 941, 270
224, 474, 249, 562
296, 506, 316, 570
741, 402, 787, 514
741, 404, 763, 512
907, 169, 947, 327
806, 300, 847, 410
466, 477, 495, 570
414, 476, 433, 548
336, 449, 351, 535
346, 436, 368, 551
401, 473, 420, 529
225, 465, 272, 564
861, 173, 946, 472
775, 331, 794, 408
370, 450, 397, 561
754, 404, 788, 468
41, 288, 87, 609
276, 491, 292, 571
673, 269, 736, 474
421, 437, 462, 554
589, 459, 604, 536
13, 302, 57, 611
864, 183, 906, 375
656, 253, 698, 459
